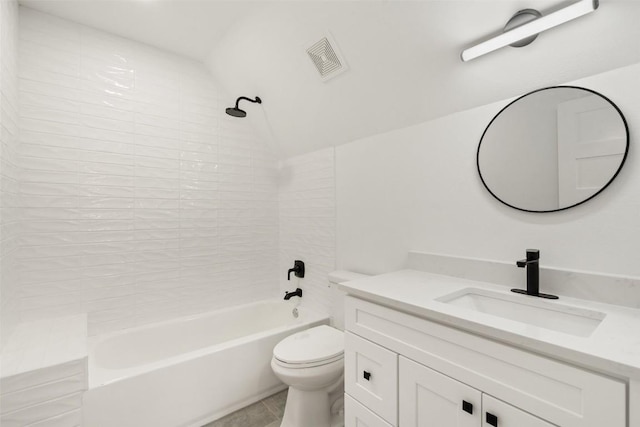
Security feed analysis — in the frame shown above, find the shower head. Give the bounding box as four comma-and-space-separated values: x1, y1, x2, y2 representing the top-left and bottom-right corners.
225, 107, 247, 117
226, 96, 262, 118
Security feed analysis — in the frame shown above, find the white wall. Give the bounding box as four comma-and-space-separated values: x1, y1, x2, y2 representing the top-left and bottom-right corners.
278, 147, 335, 315
15, 8, 279, 336
337, 62, 640, 279
1, 0, 20, 350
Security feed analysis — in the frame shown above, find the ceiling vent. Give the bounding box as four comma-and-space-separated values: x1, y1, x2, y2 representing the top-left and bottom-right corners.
305, 34, 348, 82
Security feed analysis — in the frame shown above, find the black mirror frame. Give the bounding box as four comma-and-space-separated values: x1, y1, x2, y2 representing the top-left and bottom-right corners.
476, 85, 630, 213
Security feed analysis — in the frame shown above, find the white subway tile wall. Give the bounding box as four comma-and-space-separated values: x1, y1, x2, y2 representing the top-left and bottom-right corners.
279, 147, 336, 315
1, 0, 20, 351
16, 8, 279, 336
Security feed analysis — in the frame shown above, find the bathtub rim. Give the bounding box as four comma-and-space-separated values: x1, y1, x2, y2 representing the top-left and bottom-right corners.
88, 299, 329, 388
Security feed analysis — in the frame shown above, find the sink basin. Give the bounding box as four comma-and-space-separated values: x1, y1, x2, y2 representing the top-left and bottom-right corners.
437, 288, 606, 337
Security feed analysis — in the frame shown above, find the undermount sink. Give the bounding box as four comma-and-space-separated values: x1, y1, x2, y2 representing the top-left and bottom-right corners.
437, 288, 606, 337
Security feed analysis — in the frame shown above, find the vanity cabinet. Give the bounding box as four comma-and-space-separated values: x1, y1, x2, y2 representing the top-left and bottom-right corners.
343, 296, 627, 427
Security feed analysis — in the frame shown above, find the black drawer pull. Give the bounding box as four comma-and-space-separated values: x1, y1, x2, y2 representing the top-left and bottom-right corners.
462, 400, 473, 414
486, 412, 498, 426
363, 371, 371, 381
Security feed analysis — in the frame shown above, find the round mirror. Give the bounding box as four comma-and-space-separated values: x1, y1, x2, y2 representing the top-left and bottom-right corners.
477, 86, 629, 212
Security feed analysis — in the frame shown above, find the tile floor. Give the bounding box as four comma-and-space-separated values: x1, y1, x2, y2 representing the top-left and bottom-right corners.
203, 389, 287, 427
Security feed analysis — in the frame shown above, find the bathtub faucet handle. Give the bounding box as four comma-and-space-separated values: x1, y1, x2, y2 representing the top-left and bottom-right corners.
287, 260, 305, 280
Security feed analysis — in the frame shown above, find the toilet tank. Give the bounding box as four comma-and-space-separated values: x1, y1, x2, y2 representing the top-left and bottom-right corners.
328, 270, 370, 330
329, 270, 369, 285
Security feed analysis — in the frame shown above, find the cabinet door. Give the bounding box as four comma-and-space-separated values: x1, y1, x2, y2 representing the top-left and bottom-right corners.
483, 394, 556, 427
345, 394, 393, 427
399, 357, 481, 427
345, 332, 398, 425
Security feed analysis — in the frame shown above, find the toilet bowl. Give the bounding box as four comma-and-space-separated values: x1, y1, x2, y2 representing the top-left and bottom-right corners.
271, 325, 344, 427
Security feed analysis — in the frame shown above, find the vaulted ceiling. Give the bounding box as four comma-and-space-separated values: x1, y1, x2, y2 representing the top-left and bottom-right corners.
20, 0, 640, 157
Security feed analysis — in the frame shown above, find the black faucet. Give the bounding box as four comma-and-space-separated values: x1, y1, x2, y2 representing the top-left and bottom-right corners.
287, 260, 305, 280
511, 249, 558, 299
284, 288, 302, 300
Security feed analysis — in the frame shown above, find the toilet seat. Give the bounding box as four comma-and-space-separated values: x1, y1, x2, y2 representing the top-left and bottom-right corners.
273, 325, 344, 368
273, 353, 343, 369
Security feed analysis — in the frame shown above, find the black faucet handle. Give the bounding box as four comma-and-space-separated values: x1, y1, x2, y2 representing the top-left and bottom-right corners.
287, 260, 305, 280
526, 249, 540, 259
517, 249, 540, 267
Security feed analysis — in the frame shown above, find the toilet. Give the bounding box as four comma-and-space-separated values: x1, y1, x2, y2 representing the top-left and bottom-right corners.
271, 325, 344, 427
271, 270, 369, 427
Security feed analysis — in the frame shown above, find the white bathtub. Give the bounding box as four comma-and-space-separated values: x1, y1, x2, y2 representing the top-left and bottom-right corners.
83, 300, 328, 427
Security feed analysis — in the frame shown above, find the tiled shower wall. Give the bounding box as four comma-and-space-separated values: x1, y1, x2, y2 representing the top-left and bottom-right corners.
1, 0, 20, 351
278, 147, 336, 316
15, 8, 279, 336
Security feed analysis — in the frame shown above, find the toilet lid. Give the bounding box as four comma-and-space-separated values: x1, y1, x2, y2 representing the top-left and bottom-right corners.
273, 325, 344, 365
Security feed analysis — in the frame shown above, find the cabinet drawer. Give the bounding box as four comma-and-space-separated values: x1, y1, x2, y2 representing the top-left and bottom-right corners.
345, 394, 393, 427
345, 296, 626, 427
483, 394, 555, 427
345, 332, 397, 425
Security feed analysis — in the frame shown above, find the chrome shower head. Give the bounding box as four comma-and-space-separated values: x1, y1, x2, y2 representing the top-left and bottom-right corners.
226, 96, 261, 118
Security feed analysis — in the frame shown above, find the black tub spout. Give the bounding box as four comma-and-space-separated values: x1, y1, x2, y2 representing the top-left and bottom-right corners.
284, 288, 303, 300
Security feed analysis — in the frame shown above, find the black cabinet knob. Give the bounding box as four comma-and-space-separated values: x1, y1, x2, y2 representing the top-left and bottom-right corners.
363, 371, 371, 381
462, 400, 473, 414
486, 412, 498, 426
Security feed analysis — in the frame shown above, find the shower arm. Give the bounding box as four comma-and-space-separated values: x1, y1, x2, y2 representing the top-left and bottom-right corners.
235, 96, 262, 109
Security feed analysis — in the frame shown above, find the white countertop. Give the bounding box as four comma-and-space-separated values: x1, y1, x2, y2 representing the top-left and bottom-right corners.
340, 269, 640, 380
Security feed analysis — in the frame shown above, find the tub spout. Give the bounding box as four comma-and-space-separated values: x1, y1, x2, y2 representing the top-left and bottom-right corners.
284, 288, 303, 300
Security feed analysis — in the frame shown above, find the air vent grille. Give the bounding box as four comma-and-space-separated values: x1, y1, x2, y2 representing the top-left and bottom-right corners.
305, 35, 347, 81
307, 38, 342, 77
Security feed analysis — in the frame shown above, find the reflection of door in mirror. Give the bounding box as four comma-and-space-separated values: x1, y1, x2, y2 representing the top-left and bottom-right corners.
557, 95, 627, 207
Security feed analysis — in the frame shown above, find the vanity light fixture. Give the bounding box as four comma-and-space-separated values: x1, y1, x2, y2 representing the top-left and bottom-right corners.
461, 0, 599, 62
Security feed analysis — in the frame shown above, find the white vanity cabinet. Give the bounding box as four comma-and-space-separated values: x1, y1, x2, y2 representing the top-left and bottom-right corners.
343, 296, 627, 427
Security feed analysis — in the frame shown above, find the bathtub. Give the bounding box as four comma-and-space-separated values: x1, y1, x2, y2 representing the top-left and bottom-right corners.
83, 300, 329, 427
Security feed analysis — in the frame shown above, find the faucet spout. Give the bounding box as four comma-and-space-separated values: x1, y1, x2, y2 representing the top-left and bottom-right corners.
516, 258, 535, 268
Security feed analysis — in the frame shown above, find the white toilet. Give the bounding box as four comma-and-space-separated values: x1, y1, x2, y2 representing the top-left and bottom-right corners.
272, 270, 368, 427
271, 325, 345, 427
